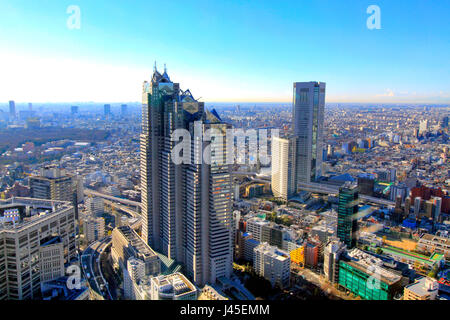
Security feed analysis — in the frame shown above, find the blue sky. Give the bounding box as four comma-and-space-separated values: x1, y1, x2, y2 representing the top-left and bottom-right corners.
0, 0, 449, 103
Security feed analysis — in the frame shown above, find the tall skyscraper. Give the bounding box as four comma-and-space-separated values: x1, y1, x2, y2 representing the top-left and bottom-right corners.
8, 100, 16, 120
140, 66, 233, 286
71, 105, 79, 115
104, 104, 111, 116
337, 184, 359, 249
121, 104, 127, 117
292, 81, 326, 185
271, 136, 297, 200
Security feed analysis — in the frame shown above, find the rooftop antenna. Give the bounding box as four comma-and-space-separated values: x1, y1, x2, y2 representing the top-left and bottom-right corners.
164, 63, 167, 73
153, 61, 157, 72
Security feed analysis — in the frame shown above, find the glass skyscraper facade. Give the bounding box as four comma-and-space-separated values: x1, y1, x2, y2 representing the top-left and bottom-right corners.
337, 185, 359, 249
292, 82, 325, 185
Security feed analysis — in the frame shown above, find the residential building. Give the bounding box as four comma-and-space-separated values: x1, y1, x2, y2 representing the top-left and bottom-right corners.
271, 136, 297, 200
323, 238, 346, 284
253, 242, 290, 288
83, 215, 105, 244
404, 277, 438, 300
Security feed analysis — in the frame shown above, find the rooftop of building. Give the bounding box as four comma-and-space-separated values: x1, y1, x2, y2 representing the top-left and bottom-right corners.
0, 197, 72, 232
345, 248, 402, 285
405, 276, 438, 297
419, 233, 450, 245
151, 272, 196, 297
116, 225, 158, 259
40, 235, 62, 246
41, 276, 89, 300
255, 242, 290, 261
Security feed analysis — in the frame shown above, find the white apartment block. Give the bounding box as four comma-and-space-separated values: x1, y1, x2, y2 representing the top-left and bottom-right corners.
271, 136, 297, 200
83, 215, 105, 244
253, 242, 291, 289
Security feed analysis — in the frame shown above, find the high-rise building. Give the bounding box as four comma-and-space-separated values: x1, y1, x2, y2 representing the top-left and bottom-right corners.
440, 116, 449, 129
323, 237, 346, 284
29, 166, 76, 203
390, 183, 408, 202
271, 136, 297, 200
121, 104, 127, 116
104, 104, 111, 116
292, 81, 326, 184
414, 197, 422, 217
253, 242, 290, 289
336, 184, 359, 249
111, 225, 161, 276
85, 196, 104, 217
124, 258, 146, 299
0, 197, 77, 300
357, 173, 375, 196
419, 119, 428, 134
83, 215, 105, 244
8, 100, 16, 120
71, 105, 79, 115
140, 66, 233, 286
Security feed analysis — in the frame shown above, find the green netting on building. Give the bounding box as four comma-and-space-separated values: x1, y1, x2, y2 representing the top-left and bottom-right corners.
338, 261, 392, 300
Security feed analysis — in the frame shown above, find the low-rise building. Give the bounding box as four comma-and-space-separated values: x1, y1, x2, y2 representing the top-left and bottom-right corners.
403, 277, 438, 300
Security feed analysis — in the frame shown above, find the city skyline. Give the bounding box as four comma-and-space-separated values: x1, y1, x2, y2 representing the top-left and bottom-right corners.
0, 0, 449, 103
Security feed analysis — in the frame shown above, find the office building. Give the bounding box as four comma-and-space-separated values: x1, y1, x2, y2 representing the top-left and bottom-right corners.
305, 242, 319, 268
0, 197, 76, 300
419, 119, 428, 134
338, 248, 403, 300
440, 116, 449, 129
292, 81, 326, 184
71, 106, 79, 115
8, 100, 16, 120
357, 173, 375, 196
124, 258, 146, 299
85, 196, 104, 217
39, 236, 65, 284
414, 197, 421, 217
83, 215, 105, 244
111, 225, 161, 276
271, 136, 297, 200
104, 104, 111, 116
243, 233, 260, 263
323, 238, 346, 284
140, 66, 233, 286
149, 272, 197, 300
336, 184, 359, 249
253, 242, 290, 289
121, 104, 127, 116
390, 183, 408, 203
29, 166, 76, 203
